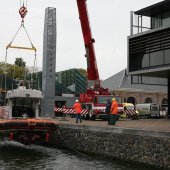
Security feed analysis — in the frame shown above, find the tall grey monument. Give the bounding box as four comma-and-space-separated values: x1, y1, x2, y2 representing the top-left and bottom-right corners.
41, 7, 56, 117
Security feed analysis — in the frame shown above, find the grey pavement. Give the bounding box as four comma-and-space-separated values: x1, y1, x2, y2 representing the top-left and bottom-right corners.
54, 117, 170, 132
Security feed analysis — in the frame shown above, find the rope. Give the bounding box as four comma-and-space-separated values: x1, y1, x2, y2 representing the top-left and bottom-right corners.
24, 64, 27, 80
4, 49, 8, 106
34, 54, 40, 90
12, 64, 16, 90
4, 0, 39, 98
7, 1, 35, 52
56, 128, 87, 157
7, 25, 22, 48
23, 25, 36, 50
6, 24, 36, 52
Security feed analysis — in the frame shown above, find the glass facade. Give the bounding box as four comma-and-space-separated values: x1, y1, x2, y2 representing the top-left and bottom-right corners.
130, 50, 169, 71
152, 15, 162, 29
142, 54, 149, 68
150, 51, 163, 67
164, 49, 170, 64
56, 69, 86, 96
129, 27, 170, 72
152, 11, 170, 29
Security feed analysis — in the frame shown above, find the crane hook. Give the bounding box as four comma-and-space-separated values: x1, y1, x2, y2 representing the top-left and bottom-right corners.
19, 5, 27, 19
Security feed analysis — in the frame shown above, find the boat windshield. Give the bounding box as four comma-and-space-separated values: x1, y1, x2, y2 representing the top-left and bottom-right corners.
12, 98, 35, 118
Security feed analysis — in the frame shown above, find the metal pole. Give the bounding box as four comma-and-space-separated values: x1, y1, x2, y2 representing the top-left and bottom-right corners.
168, 75, 170, 118
141, 15, 143, 33
4, 49, 8, 106
138, 15, 140, 34
130, 11, 133, 36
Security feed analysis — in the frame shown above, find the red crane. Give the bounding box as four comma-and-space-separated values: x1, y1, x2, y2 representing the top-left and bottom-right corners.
76, 0, 122, 120
55, 0, 123, 120
76, 0, 100, 90
77, 0, 112, 101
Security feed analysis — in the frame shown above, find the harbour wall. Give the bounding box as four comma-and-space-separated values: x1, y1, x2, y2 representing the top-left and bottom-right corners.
55, 124, 170, 169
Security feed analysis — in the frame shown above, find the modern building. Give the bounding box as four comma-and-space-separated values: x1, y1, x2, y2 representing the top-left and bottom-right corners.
128, 0, 170, 115
56, 69, 86, 96
54, 69, 86, 108
102, 69, 167, 108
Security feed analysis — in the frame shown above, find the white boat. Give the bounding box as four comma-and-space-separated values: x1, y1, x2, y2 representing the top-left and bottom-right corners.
0, 81, 58, 145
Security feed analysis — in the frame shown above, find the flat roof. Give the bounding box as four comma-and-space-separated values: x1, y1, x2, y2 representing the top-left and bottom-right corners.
135, 0, 170, 17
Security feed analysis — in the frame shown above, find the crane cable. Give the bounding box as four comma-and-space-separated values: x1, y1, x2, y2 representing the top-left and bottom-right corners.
6, 0, 36, 52
4, 0, 39, 104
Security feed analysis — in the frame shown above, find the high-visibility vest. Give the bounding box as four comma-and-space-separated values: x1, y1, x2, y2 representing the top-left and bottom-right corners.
110, 101, 118, 114
73, 102, 82, 114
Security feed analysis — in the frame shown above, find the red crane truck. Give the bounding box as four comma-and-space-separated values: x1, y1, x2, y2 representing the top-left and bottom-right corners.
54, 0, 123, 120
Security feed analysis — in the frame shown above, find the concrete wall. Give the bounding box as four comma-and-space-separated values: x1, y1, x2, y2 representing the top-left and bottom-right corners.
41, 7, 56, 117
55, 125, 170, 169
115, 90, 167, 106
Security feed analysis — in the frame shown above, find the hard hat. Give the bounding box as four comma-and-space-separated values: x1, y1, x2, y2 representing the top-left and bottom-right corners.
75, 99, 78, 102
112, 98, 116, 101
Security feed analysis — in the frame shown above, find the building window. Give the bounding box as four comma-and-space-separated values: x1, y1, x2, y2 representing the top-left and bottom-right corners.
162, 98, 168, 105
127, 97, 136, 105
131, 75, 142, 84
162, 11, 170, 27
145, 97, 152, 103
129, 26, 170, 72
151, 15, 162, 29
142, 53, 149, 68
164, 49, 170, 64
150, 51, 163, 67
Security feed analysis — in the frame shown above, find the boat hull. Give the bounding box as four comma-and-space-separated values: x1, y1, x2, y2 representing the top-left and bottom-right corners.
0, 118, 58, 145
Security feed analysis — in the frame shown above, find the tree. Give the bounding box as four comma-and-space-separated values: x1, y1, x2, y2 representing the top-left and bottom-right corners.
0, 62, 28, 80
0, 62, 6, 75
15, 57, 26, 67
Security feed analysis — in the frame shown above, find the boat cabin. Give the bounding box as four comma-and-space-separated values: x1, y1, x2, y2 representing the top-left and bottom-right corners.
6, 81, 43, 119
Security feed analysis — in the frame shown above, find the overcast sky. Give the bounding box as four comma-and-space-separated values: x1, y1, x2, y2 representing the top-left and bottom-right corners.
0, 0, 162, 80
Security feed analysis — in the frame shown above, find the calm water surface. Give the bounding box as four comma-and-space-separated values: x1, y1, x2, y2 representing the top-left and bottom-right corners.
0, 141, 157, 170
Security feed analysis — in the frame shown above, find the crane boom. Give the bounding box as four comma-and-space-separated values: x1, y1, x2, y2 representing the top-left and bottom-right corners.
76, 0, 100, 90
54, 0, 123, 120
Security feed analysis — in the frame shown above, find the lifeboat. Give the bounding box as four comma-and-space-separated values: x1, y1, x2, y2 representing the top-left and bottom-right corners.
0, 81, 58, 145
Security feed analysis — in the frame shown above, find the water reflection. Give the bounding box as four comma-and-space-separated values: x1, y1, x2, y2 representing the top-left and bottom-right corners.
0, 141, 157, 170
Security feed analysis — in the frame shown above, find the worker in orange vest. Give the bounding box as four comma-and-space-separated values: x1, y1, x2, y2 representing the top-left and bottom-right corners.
73, 99, 82, 123
110, 98, 118, 125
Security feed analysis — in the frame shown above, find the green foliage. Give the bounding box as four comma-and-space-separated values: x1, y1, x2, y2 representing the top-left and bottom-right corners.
15, 57, 26, 67
0, 62, 5, 75
0, 62, 28, 80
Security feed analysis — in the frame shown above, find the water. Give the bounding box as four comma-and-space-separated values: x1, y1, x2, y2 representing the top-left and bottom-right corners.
0, 141, 157, 170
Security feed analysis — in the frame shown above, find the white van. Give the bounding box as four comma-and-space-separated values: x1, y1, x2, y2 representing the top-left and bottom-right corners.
136, 103, 160, 118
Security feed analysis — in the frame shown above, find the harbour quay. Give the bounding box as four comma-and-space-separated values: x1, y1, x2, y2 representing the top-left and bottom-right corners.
53, 118, 170, 170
